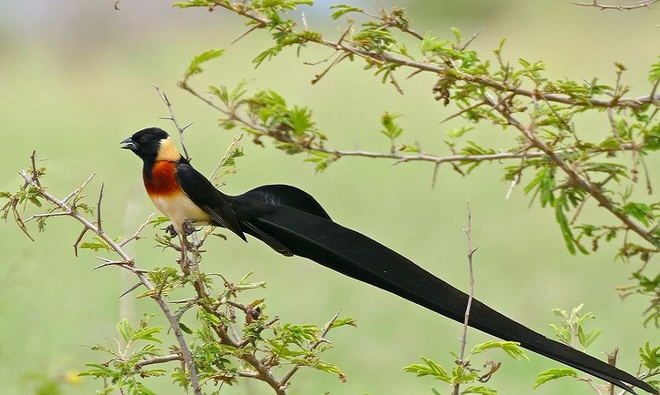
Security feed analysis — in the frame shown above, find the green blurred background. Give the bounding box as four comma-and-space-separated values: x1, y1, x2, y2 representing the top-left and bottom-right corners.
0, 0, 657, 394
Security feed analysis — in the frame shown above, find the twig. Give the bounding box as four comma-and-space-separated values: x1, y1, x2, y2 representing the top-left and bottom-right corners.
154, 84, 194, 160
440, 99, 488, 123
92, 256, 148, 273
63, 171, 98, 204
25, 212, 71, 221
459, 26, 486, 51
230, 23, 263, 46
454, 201, 479, 395
181, 80, 645, 168
607, 348, 620, 395
209, 133, 244, 183
572, 0, 658, 10
311, 52, 351, 85
73, 226, 89, 256
97, 183, 104, 234
135, 353, 183, 369
30, 151, 42, 187
119, 213, 155, 247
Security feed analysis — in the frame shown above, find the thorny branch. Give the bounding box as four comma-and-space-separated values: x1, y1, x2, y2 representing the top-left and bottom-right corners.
190, 1, 659, 109
483, 94, 658, 254
454, 201, 478, 395
180, 82, 646, 167
16, 159, 203, 395
10, 151, 347, 394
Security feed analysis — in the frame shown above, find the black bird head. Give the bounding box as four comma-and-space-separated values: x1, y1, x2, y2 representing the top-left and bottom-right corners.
121, 127, 174, 162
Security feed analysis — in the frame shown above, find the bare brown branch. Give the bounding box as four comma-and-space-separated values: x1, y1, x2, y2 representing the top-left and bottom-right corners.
572, 0, 659, 10
454, 201, 478, 395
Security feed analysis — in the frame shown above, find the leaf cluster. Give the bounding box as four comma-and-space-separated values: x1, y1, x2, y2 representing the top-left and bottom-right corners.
403, 340, 527, 394
80, 315, 165, 395
534, 305, 660, 391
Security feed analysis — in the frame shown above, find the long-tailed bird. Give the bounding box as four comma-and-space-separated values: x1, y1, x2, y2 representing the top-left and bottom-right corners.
121, 127, 657, 394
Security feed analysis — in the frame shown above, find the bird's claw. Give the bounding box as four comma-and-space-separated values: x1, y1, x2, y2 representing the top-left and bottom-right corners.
182, 220, 196, 236
164, 224, 178, 238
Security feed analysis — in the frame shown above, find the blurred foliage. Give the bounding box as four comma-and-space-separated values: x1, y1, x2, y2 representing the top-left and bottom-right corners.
1, 0, 659, 394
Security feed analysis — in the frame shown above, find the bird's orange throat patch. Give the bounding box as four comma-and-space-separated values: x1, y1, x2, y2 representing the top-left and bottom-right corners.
155, 138, 181, 162
143, 161, 180, 196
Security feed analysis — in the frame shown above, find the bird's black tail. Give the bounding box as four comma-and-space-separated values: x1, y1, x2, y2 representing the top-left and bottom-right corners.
247, 206, 656, 394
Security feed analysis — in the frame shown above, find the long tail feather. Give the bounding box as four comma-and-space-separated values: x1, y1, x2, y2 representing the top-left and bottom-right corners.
247, 206, 656, 394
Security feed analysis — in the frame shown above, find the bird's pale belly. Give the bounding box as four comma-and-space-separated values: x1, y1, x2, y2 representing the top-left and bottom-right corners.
150, 193, 211, 233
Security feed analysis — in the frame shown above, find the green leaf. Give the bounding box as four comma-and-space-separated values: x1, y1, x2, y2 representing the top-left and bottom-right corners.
329, 316, 357, 329
643, 122, 660, 151
649, 56, 660, 84
450, 27, 462, 44
79, 236, 111, 252
329, 4, 363, 19
403, 356, 451, 382
638, 342, 660, 369
470, 341, 528, 361
524, 166, 556, 207
446, 126, 475, 139
380, 111, 403, 141
183, 49, 224, 79
623, 202, 654, 228
554, 192, 588, 255
534, 368, 578, 389
79, 363, 114, 378
117, 318, 133, 343
172, 0, 214, 8
461, 385, 498, 395
253, 45, 283, 67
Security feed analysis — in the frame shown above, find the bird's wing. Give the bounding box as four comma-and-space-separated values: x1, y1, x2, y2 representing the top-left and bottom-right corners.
239, 184, 332, 220
174, 160, 246, 241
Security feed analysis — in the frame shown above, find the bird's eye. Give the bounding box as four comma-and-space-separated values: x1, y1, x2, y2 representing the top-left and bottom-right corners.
140, 136, 148, 143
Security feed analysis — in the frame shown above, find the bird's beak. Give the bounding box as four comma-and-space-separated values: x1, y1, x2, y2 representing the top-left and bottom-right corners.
120, 137, 137, 150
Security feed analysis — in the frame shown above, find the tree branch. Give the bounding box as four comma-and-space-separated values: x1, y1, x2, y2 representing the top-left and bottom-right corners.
454, 201, 478, 395
17, 166, 202, 395
572, 0, 659, 10
202, 1, 658, 110
483, 95, 659, 252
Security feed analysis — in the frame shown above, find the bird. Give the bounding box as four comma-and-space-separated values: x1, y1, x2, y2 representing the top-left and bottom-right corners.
121, 127, 657, 394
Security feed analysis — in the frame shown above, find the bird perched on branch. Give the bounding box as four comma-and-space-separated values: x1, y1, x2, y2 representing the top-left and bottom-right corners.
121, 127, 657, 394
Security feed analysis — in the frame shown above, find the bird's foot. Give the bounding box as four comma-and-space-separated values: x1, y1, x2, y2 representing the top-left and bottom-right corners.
182, 220, 197, 236
164, 224, 178, 238
164, 222, 197, 238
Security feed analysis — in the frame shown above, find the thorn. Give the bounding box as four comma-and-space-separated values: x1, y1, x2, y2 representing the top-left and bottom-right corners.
119, 282, 144, 298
